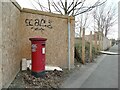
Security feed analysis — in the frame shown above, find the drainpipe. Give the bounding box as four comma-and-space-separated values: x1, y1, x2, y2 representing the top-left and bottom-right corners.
68, 17, 71, 70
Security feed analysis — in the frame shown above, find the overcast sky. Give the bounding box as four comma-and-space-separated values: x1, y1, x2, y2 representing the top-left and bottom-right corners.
16, 0, 119, 9
16, 0, 119, 40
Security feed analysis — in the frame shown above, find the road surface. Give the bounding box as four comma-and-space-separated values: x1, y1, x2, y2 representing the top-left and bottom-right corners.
61, 44, 118, 88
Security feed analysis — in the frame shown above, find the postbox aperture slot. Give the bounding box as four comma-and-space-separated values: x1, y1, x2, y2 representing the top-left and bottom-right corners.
41, 43, 45, 46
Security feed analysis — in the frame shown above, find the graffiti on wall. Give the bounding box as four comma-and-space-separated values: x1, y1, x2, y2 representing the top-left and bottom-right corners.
25, 18, 53, 30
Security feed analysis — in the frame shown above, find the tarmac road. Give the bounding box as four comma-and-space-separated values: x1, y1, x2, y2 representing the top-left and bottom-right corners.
61, 44, 118, 88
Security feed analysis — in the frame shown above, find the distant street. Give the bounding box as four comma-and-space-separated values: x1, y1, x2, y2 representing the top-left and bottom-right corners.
61, 44, 118, 88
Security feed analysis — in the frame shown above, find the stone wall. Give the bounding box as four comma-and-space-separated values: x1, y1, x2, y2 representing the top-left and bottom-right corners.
20, 8, 75, 68
0, 1, 75, 89
2, 2, 21, 88
102, 37, 112, 50
0, 1, 2, 90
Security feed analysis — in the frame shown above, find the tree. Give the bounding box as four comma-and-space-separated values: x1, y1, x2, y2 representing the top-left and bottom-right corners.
75, 12, 89, 37
30, 0, 106, 16
92, 3, 117, 37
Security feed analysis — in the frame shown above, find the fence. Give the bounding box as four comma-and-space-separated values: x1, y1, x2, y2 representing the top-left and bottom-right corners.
75, 30, 112, 64
83, 31, 112, 51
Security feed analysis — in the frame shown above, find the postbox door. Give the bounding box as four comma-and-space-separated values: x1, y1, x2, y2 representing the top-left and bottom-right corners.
41, 43, 46, 68
31, 41, 44, 72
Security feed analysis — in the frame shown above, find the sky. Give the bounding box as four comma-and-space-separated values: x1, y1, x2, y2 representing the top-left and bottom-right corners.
15, 0, 119, 40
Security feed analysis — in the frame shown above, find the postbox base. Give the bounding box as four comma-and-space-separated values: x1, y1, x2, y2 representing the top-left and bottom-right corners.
32, 71, 46, 78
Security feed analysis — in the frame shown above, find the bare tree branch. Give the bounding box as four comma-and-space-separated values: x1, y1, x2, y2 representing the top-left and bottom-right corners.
31, 0, 106, 16
83, 13, 88, 27
68, 1, 82, 15
92, 2, 117, 37
65, 0, 67, 15
75, 0, 86, 15
74, 0, 107, 16
67, 2, 74, 12
60, 0, 65, 9
37, 0, 43, 11
48, 0, 51, 12
52, 1, 63, 14
58, 1, 64, 9
30, 0, 38, 10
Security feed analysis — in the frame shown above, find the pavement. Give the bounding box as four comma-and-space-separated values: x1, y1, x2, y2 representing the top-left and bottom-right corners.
61, 44, 118, 88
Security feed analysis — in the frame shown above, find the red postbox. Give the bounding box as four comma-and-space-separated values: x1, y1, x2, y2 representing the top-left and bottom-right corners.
29, 36, 47, 77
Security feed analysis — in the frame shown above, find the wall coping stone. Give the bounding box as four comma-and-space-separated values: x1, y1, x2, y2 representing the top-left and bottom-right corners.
11, 0, 75, 20
21, 8, 75, 20
11, 0, 21, 11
